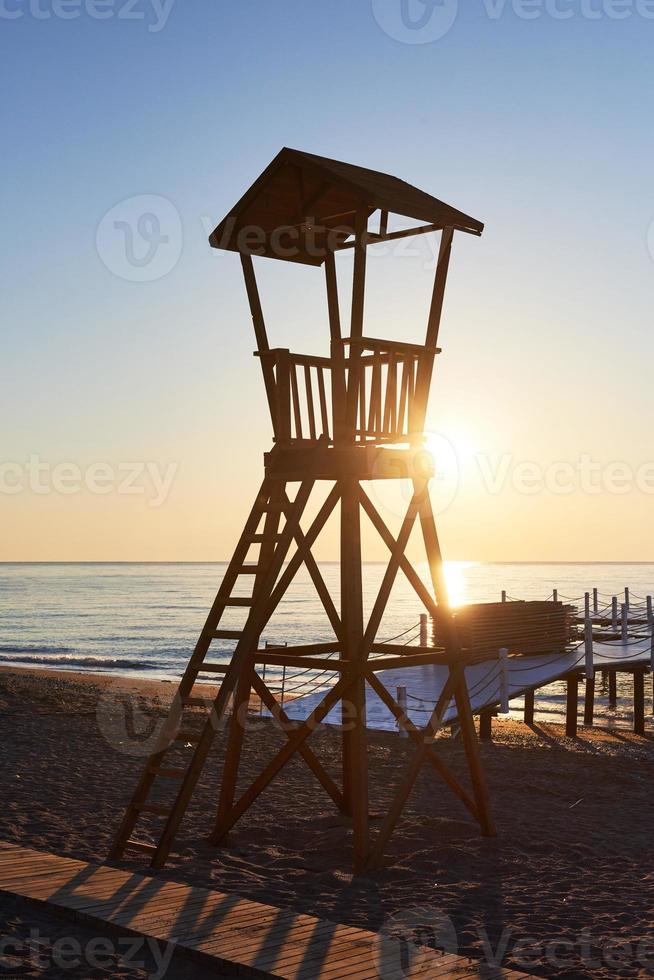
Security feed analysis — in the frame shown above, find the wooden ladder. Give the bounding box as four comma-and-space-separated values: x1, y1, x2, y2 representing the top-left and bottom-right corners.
109, 477, 313, 869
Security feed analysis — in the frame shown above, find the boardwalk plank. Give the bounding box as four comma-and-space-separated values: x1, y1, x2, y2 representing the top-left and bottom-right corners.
0, 843, 536, 980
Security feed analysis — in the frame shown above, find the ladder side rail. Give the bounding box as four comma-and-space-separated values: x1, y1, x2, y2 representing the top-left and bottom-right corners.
148, 480, 316, 868
108, 478, 275, 861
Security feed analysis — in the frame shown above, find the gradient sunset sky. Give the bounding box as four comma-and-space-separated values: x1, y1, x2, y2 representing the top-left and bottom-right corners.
3, 1, 654, 561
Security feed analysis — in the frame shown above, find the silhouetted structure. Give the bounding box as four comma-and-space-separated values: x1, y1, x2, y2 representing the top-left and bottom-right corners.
111, 148, 495, 871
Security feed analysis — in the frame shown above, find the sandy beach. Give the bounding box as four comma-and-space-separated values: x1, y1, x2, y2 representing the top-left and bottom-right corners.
1, 665, 653, 978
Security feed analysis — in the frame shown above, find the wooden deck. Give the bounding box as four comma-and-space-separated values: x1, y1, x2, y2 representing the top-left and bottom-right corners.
0, 842, 534, 979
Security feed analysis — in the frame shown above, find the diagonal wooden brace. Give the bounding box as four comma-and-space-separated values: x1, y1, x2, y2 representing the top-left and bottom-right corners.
251, 672, 345, 812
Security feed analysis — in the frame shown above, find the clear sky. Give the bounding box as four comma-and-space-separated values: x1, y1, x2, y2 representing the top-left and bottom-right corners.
2, 0, 654, 561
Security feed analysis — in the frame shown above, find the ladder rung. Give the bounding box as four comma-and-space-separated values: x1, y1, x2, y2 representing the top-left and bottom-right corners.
213, 630, 241, 640
175, 731, 202, 743
197, 664, 229, 674
125, 839, 156, 854
238, 566, 260, 575
250, 533, 281, 543
138, 803, 170, 816
225, 597, 254, 606
150, 766, 186, 780
181, 696, 210, 708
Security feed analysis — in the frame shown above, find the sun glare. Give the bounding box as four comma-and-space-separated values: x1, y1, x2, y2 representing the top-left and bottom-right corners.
443, 561, 476, 608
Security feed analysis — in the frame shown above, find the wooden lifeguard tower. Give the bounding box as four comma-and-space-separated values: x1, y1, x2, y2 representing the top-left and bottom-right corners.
111, 148, 495, 872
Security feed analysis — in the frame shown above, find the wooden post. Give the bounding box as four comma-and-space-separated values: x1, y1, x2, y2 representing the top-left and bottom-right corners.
499, 647, 509, 713
479, 708, 493, 741
583, 676, 595, 726
612, 596, 618, 630
608, 671, 617, 709
240, 255, 280, 437
621, 603, 628, 642
565, 674, 578, 737
624, 586, 630, 611
501, 589, 507, 603
340, 476, 368, 871
633, 669, 645, 735
523, 688, 535, 726
411, 227, 454, 438
419, 613, 428, 647
344, 211, 368, 438
325, 249, 347, 445
553, 588, 558, 603
584, 592, 590, 619
593, 587, 599, 614
415, 485, 495, 838
584, 617, 594, 681
647, 595, 653, 626
397, 686, 408, 739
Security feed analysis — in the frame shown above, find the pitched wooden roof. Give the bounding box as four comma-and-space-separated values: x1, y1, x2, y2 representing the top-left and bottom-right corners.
209, 147, 483, 265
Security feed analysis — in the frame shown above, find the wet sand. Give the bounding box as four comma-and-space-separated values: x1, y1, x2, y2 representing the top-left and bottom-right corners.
1, 666, 653, 978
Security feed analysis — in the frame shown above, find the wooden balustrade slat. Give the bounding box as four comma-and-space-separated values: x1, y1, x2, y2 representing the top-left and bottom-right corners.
382, 353, 397, 435
317, 367, 329, 438
397, 356, 410, 435
367, 354, 382, 435
304, 365, 317, 441
406, 355, 417, 435
290, 364, 303, 439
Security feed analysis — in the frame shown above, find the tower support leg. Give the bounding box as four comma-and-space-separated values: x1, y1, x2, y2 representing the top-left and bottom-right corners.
414, 478, 496, 839
340, 476, 369, 871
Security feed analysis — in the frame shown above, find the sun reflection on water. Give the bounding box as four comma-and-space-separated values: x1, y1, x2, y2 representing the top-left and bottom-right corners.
443, 561, 476, 608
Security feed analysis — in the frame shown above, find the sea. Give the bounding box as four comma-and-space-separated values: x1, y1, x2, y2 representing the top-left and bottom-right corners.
0, 562, 652, 729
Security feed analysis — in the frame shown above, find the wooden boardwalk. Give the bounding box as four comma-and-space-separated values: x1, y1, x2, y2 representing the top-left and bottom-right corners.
0, 842, 534, 979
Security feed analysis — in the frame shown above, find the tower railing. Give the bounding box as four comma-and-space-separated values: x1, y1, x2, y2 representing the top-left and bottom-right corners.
257, 337, 440, 448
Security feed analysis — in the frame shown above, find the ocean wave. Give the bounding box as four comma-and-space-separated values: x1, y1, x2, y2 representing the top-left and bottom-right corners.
0, 652, 160, 670
0, 644, 78, 655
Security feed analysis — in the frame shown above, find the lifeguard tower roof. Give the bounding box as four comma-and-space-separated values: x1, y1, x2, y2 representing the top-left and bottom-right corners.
209, 147, 484, 265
